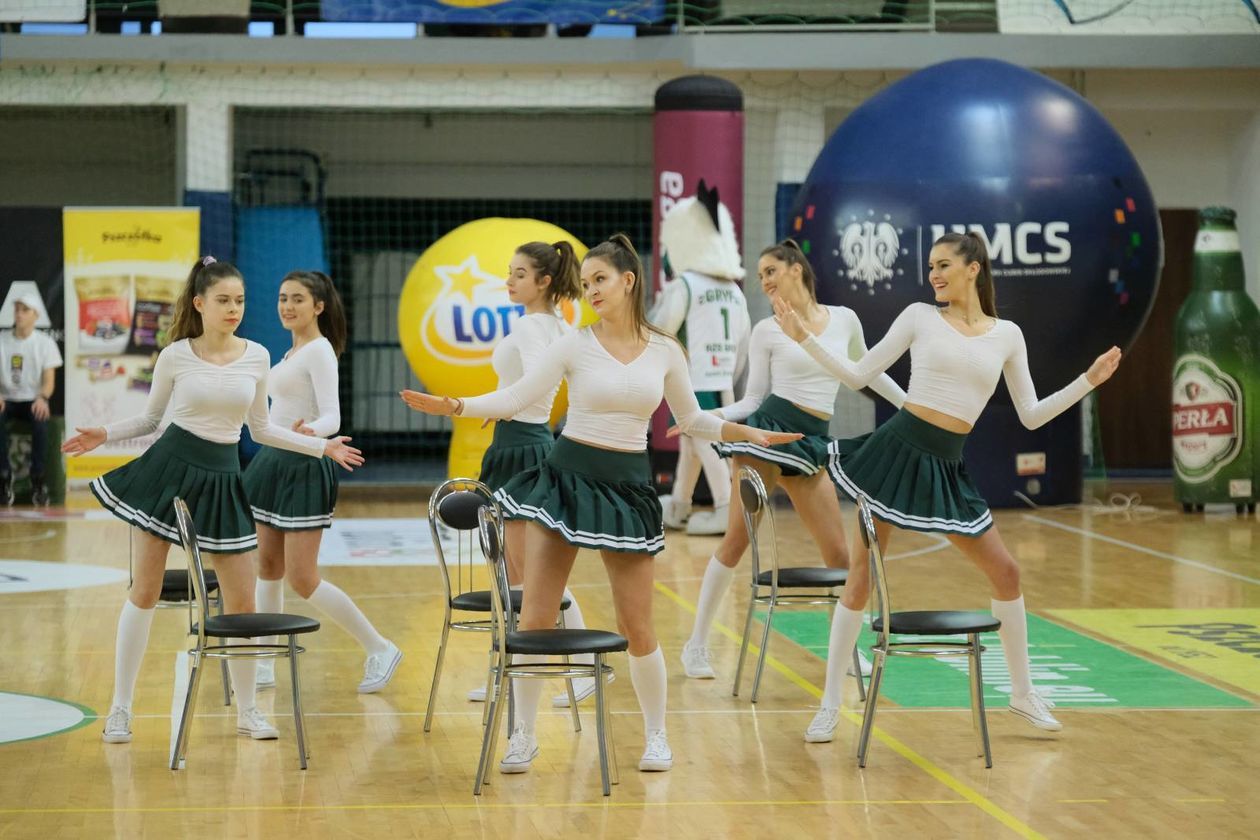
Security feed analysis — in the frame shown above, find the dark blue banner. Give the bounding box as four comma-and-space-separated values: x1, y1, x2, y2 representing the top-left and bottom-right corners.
322, 0, 665, 25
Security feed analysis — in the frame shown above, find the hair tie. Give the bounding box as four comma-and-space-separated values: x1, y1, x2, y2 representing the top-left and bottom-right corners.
201, 255, 217, 267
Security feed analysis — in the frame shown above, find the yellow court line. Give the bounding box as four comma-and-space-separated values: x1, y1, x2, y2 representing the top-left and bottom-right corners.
0, 799, 970, 815
1175, 798, 1227, 804
654, 580, 1047, 840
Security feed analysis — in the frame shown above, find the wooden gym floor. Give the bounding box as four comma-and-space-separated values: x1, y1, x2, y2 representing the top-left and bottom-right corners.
0, 480, 1256, 839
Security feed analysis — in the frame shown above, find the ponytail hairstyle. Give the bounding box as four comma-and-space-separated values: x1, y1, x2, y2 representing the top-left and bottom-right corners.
583, 233, 674, 343
759, 238, 818, 302
514, 240, 582, 307
933, 231, 997, 317
168, 256, 244, 343
282, 270, 348, 356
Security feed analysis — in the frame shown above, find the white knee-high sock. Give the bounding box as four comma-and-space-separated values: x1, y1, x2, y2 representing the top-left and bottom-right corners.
991, 595, 1034, 699
628, 646, 668, 734
696, 441, 732, 508
821, 605, 865, 709
306, 580, 389, 655
255, 578, 284, 650
511, 655, 545, 735
560, 587, 593, 668
688, 556, 736, 648
227, 642, 258, 710
671, 435, 701, 509
111, 600, 155, 710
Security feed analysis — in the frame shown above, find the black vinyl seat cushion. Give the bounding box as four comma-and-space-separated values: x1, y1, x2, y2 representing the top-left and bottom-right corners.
756, 566, 849, 588
873, 610, 1001, 636
452, 589, 572, 613
161, 569, 219, 601
196, 612, 321, 639
496, 628, 629, 656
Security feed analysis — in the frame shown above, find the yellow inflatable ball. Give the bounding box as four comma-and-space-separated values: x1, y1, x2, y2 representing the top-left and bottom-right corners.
398, 217, 596, 479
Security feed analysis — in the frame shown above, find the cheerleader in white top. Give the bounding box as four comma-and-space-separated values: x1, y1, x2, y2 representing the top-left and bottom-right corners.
775, 232, 1122, 742
63, 258, 363, 745
243, 271, 400, 695
679, 240, 906, 682
463, 240, 599, 709
402, 234, 801, 775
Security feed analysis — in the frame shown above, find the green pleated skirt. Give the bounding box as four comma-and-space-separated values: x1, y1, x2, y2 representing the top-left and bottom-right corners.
242, 444, 339, 531
714, 394, 831, 477
495, 436, 664, 555
90, 423, 259, 554
478, 420, 554, 492
827, 409, 992, 536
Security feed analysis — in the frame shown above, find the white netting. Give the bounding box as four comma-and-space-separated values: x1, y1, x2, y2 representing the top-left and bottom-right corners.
997, 0, 1260, 33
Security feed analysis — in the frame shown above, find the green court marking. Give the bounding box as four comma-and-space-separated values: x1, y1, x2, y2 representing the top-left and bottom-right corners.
758, 611, 1253, 709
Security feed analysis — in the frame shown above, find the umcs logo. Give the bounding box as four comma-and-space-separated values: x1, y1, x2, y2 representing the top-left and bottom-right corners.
420, 255, 581, 366
929, 223, 1072, 268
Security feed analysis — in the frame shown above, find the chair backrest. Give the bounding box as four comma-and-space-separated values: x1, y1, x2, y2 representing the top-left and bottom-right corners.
427, 478, 499, 606
171, 497, 209, 651
855, 497, 891, 646
475, 505, 512, 655
737, 466, 778, 583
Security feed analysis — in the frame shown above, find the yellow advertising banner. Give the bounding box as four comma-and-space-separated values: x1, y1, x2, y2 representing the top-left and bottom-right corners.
1050, 609, 1260, 697
62, 208, 200, 481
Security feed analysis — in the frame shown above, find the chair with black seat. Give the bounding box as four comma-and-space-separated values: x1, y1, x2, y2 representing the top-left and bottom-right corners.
854, 496, 998, 768
472, 506, 626, 797
423, 478, 578, 733
733, 466, 866, 703
168, 497, 321, 770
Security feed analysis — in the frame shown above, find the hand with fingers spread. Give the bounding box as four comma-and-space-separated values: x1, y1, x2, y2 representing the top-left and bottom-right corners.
62, 427, 107, 456
736, 426, 804, 447
772, 296, 809, 343
322, 436, 364, 471
400, 389, 464, 417
1085, 346, 1122, 387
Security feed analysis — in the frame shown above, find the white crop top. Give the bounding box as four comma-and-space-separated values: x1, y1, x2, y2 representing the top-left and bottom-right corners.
268, 337, 341, 438
800, 302, 1094, 429
721, 307, 906, 422
490, 312, 571, 425
103, 339, 327, 457
460, 327, 725, 452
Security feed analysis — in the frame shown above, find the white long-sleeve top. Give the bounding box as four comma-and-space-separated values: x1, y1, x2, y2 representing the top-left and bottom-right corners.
800, 302, 1094, 429
460, 327, 725, 451
267, 337, 341, 438
490, 312, 570, 424
720, 308, 906, 422
103, 338, 327, 457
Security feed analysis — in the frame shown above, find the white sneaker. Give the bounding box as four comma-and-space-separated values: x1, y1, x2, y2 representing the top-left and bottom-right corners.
467, 685, 487, 702
685, 505, 729, 536
805, 706, 841, 743
680, 640, 716, 679
498, 726, 539, 774
1009, 691, 1062, 732
101, 706, 132, 743
358, 641, 403, 694
256, 659, 276, 690
846, 650, 873, 678
638, 729, 673, 772
237, 706, 279, 740
552, 671, 616, 707
660, 496, 690, 530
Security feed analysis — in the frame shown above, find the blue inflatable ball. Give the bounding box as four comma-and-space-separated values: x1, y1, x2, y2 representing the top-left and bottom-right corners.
790, 58, 1160, 395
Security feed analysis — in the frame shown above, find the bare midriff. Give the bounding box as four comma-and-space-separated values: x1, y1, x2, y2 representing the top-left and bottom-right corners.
790, 400, 831, 421
904, 402, 973, 434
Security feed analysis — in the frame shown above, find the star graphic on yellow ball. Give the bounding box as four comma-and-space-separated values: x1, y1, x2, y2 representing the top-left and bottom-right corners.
432, 256, 503, 302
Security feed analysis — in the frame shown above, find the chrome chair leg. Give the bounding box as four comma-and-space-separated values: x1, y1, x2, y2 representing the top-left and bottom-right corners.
423, 620, 451, 733
732, 594, 757, 697
857, 651, 887, 768
971, 635, 993, 768
481, 648, 495, 727
215, 598, 231, 707
750, 600, 776, 703
601, 660, 619, 786
475, 666, 510, 795
851, 647, 867, 702
594, 655, 611, 797
290, 636, 309, 769
170, 655, 203, 770
563, 655, 581, 733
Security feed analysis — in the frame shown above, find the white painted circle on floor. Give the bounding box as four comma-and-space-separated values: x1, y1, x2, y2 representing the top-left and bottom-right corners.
0, 692, 92, 744
0, 559, 129, 594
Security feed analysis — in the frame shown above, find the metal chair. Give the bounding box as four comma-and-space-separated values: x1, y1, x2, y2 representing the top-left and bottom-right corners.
733, 466, 866, 703
854, 496, 999, 768
168, 497, 321, 770
473, 506, 626, 796
423, 478, 577, 733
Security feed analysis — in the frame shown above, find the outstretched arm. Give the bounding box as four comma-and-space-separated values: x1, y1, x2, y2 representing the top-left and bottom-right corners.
843, 309, 907, 408
1004, 327, 1120, 429
777, 299, 916, 390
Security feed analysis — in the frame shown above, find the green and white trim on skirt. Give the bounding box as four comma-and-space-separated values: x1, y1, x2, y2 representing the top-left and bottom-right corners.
495, 436, 665, 555
827, 408, 993, 536
714, 393, 831, 477
243, 444, 338, 531
90, 423, 259, 554
478, 419, 554, 492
